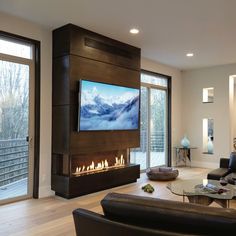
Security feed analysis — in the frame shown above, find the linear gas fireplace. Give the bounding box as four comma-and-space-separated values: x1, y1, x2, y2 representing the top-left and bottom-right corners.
52, 151, 140, 198
73, 155, 125, 176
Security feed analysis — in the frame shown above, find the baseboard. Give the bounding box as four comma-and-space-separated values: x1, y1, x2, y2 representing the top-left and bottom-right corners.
39, 185, 55, 198
191, 161, 218, 169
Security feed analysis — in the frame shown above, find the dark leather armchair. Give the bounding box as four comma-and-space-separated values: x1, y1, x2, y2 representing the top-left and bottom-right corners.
207, 152, 236, 180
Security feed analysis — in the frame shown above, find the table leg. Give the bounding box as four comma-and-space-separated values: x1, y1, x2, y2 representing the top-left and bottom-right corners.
214, 199, 229, 208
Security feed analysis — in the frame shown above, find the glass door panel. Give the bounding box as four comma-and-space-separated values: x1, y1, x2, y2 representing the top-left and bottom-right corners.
150, 88, 167, 167
130, 71, 169, 171
0, 59, 30, 201
130, 86, 148, 170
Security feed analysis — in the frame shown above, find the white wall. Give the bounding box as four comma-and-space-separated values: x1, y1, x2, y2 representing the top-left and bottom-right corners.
0, 12, 53, 197
182, 64, 236, 168
141, 57, 183, 166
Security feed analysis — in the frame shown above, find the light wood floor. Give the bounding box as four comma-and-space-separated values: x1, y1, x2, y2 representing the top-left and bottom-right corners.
1, 167, 236, 236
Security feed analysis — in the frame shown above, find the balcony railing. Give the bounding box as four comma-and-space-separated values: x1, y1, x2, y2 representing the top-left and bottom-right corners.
134, 131, 165, 152
0, 139, 28, 187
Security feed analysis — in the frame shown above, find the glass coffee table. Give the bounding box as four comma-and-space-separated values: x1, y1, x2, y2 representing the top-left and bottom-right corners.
167, 179, 236, 208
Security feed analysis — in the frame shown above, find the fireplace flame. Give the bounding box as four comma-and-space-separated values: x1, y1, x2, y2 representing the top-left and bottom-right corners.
115, 155, 125, 166
74, 155, 125, 175
105, 159, 108, 167
90, 161, 95, 170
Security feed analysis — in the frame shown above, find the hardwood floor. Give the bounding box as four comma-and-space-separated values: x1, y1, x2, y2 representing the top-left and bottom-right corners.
0, 167, 236, 236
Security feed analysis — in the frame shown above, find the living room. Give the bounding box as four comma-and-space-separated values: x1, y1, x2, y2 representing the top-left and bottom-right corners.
1, 0, 236, 235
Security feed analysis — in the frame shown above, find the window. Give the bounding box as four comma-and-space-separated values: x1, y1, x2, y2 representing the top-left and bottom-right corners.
0, 37, 33, 59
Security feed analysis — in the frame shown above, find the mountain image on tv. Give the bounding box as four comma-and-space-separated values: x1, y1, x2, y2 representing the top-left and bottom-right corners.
78, 80, 140, 131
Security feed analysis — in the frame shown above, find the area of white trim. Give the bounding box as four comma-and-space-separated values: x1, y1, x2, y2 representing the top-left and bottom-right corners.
39, 186, 55, 198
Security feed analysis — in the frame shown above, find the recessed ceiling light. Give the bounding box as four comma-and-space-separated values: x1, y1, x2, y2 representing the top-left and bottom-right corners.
186, 53, 194, 57
130, 28, 139, 34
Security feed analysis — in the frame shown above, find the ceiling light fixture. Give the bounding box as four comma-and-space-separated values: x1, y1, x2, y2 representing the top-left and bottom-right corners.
130, 28, 139, 34
186, 53, 194, 57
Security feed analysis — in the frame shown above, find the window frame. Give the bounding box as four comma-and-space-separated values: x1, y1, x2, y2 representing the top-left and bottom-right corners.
141, 69, 172, 167
0, 30, 40, 199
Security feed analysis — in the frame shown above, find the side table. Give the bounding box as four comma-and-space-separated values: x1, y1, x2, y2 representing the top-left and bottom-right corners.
174, 147, 197, 167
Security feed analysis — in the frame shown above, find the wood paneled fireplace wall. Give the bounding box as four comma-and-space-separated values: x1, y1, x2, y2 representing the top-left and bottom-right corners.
52, 24, 141, 198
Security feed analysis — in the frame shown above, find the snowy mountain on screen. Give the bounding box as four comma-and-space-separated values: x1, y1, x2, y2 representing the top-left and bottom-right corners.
79, 93, 139, 130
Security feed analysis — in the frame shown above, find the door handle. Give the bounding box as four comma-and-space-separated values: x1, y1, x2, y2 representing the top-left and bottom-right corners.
26, 136, 33, 147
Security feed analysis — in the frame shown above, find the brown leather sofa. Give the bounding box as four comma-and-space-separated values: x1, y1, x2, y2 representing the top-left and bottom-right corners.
73, 192, 236, 236
207, 152, 236, 180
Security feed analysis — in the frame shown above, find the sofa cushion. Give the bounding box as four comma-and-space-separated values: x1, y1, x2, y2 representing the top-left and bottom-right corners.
101, 192, 236, 235
207, 168, 230, 180
229, 152, 236, 172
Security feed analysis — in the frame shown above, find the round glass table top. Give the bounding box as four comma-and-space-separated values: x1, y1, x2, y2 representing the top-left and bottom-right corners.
167, 179, 236, 200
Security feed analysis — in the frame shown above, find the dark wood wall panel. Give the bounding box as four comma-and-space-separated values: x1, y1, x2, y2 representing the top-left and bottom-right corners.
70, 131, 139, 154
52, 26, 71, 58
70, 55, 140, 103
52, 106, 70, 153
52, 56, 70, 106
53, 55, 140, 106
53, 24, 140, 71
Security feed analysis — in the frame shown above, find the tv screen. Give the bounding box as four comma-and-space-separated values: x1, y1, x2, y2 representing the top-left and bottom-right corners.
78, 80, 140, 131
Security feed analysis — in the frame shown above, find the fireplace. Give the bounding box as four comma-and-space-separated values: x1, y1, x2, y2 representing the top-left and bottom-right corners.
52, 24, 141, 199
72, 154, 126, 176
52, 150, 140, 198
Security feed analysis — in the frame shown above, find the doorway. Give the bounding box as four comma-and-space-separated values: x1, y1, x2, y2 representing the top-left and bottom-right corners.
0, 35, 38, 204
130, 71, 171, 171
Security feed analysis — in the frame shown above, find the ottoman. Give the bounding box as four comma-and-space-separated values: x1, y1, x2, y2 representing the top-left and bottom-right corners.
146, 167, 179, 181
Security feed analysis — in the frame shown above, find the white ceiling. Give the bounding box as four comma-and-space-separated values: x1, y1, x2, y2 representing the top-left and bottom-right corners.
1, 0, 236, 70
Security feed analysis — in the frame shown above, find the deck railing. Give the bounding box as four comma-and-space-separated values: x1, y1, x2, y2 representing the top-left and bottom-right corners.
0, 139, 28, 187
134, 131, 165, 152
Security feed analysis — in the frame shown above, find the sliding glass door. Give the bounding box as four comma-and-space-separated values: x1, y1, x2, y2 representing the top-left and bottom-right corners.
130, 71, 169, 171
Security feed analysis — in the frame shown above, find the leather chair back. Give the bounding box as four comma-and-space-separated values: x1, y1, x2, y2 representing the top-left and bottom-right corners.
229, 152, 236, 171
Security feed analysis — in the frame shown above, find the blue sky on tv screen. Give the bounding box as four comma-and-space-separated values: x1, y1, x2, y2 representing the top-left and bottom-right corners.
79, 80, 139, 131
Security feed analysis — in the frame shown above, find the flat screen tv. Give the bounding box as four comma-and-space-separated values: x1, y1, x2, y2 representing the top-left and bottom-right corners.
78, 79, 140, 131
